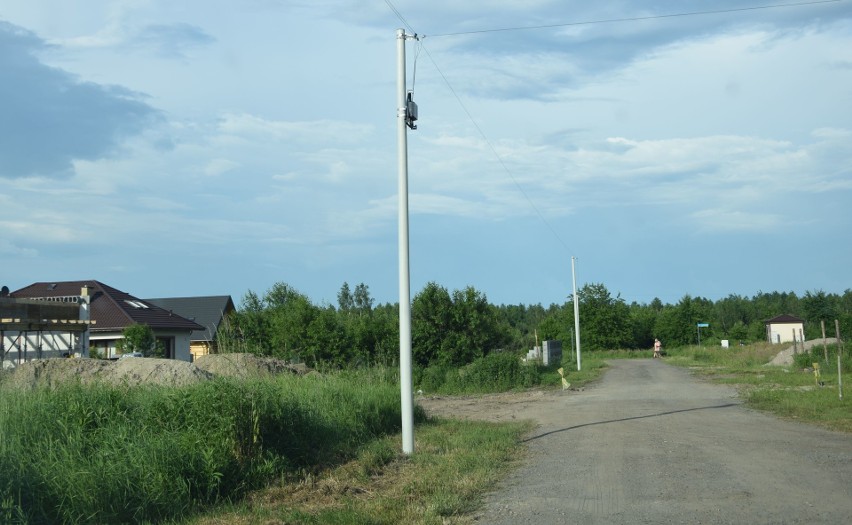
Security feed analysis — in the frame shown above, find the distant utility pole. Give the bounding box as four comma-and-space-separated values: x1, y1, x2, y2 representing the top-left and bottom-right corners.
397, 28, 418, 455
572, 256, 581, 371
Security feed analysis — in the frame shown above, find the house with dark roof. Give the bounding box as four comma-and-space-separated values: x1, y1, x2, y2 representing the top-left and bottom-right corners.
145, 296, 235, 360
764, 314, 805, 344
10, 281, 203, 361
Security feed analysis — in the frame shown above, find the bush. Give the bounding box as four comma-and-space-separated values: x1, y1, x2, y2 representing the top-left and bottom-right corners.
792, 344, 852, 374
416, 351, 542, 394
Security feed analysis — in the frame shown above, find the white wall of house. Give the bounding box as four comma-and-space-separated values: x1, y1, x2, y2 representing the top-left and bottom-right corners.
1, 331, 85, 367
155, 330, 192, 362
767, 322, 805, 344
2, 329, 193, 365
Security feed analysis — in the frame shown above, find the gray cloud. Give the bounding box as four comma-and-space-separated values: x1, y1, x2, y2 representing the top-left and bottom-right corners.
0, 21, 159, 178
392, 1, 852, 99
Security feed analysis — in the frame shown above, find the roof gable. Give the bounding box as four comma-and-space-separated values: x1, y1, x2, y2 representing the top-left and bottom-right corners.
12, 280, 204, 332
145, 296, 235, 341
765, 314, 805, 324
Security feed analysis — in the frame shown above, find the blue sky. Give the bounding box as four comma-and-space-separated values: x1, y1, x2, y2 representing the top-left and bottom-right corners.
1, 1, 850, 307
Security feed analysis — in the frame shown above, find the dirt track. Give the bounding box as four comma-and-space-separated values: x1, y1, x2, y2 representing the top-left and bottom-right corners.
420, 360, 852, 524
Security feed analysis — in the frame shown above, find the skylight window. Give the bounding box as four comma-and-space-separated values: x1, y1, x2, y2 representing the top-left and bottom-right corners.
124, 300, 149, 309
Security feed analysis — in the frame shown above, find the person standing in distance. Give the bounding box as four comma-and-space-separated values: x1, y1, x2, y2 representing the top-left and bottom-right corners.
653, 338, 662, 359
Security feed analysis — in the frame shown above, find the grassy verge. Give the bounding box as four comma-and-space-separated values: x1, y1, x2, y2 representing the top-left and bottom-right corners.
0, 354, 608, 524
664, 342, 851, 432
182, 418, 531, 525
414, 351, 610, 395
185, 354, 608, 525
0, 370, 419, 524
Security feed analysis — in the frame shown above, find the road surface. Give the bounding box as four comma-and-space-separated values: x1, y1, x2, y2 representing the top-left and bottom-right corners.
465, 360, 852, 524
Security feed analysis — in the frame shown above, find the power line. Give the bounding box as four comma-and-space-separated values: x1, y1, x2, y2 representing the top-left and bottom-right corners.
384, 0, 574, 252
425, 0, 843, 38
418, 43, 574, 253
383, 0, 416, 36
382, 0, 843, 256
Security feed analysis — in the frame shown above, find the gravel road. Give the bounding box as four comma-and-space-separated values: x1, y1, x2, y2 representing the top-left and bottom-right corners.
469, 359, 852, 524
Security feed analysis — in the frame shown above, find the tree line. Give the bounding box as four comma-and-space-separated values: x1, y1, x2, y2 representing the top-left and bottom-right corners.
218, 281, 852, 368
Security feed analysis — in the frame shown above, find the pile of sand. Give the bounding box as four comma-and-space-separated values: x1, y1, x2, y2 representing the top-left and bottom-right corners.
0, 353, 307, 390
194, 353, 310, 379
767, 338, 839, 366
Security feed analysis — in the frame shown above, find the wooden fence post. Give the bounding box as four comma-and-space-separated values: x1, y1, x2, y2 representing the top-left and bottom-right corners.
792, 329, 798, 355
822, 320, 828, 363
835, 319, 843, 400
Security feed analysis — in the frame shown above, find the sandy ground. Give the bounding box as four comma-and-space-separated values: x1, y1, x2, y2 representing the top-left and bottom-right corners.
767, 337, 838, 366
0, 353, 307, 390
417, 389, 571, 423
420, 360, 852, 524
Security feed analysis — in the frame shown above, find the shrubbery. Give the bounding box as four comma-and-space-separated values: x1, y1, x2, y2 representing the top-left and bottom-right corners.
415, 351, 547, 394
792, 344, 852, 373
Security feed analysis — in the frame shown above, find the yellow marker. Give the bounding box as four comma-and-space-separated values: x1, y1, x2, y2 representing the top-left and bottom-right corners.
558, 367, 570, 390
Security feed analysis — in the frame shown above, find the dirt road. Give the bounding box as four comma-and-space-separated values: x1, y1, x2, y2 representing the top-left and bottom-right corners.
421, 360, 852, 524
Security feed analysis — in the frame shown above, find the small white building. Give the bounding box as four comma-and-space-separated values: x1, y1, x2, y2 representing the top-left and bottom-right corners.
764, 314, 805, 344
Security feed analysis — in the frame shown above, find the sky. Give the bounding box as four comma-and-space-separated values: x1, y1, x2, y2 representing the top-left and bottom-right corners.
1, 1, 851, 308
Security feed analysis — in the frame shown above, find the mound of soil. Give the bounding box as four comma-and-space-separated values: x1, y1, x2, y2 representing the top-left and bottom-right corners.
0, 353, 308, 390
2, 357, 213, 390
2, 358, 111, 390
109, 358, 214, 387
194, 353, 309, 379
767, 337, 838, 366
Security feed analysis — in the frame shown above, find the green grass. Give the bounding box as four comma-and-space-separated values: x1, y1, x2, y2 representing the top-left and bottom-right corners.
0, 351, 632, 524
182, 418, 531, 525
415, 351, 610, 395
747, 384, 851, 432
0, 371, 421, 524
664, 342, 851, 432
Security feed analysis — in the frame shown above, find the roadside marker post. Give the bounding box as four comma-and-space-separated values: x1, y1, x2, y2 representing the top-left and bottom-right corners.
836, 320, 843, 400
558, 367, 571, 390
697, 323, 709, 347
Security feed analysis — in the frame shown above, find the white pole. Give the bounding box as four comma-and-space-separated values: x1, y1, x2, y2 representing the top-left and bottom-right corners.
397, 28, 414, 455
572, 256, 581, 371
78, 286, 91, 357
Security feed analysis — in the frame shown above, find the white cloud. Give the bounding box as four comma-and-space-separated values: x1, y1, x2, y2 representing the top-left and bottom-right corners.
203, 158, 239, 176
690, 209, 783, 233
216, 113, 374, 146
0, 1, 849, 305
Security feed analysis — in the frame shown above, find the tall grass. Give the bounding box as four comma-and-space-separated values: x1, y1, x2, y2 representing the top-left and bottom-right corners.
0, 371, 422, 524
792, 343, 852, 373
414, 351, 610, 395
415, 352, 540, 394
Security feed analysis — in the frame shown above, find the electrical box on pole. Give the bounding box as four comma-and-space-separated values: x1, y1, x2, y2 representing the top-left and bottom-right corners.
406, 92, 418, 130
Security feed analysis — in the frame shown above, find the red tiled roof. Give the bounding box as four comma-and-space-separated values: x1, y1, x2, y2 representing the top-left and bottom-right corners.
11, 280, 204, 333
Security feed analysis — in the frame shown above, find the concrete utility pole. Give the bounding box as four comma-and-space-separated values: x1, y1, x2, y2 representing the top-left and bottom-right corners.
397, 28, 417, 455
572, 256, 581, 371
